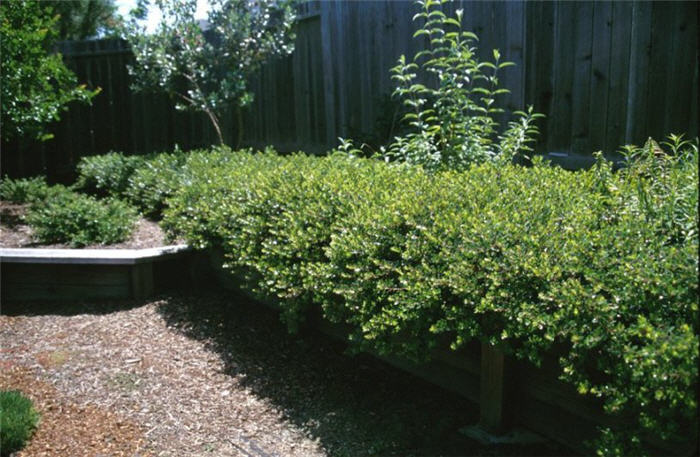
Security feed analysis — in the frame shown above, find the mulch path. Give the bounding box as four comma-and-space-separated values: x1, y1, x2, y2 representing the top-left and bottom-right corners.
0, 292, 568, 457
0, 201, 172, 249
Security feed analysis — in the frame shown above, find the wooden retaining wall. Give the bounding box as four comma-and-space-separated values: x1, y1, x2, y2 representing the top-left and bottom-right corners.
1, 245, 695, 455
0, 246, 191, 302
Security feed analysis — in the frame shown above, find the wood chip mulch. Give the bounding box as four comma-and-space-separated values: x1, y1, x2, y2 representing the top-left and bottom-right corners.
0, 201, 173, 249
1, 296, 326, 457
1, 292, 567, 457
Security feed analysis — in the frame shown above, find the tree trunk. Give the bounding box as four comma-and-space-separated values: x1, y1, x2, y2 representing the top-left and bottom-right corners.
204, 109, 224, 146
235, 106, 244, 150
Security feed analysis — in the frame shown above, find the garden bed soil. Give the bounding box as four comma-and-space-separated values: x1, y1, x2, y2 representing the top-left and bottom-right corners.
0, 201, 171, 249
0, 292, 567, 457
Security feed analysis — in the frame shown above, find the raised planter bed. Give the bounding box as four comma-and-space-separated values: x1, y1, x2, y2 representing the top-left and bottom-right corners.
200, 249, 696, 457
1, 245, 190, 301
1, 244, 695, 456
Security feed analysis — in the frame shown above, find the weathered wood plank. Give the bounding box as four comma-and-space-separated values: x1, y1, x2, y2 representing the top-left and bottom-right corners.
479, 343, 511, 432
524, 1, 555, 153
131, 262, 154, 299
502, 1, 526, 114
569, 2, 594, 155
646, 2, 675, 141
587, 1, 613, 153
319, 1, 337, 148
624, 1, 653, 146
548, 2, 577, 152
605, 1, 633, 154
664, 2, 698, 137
1, 263, 131, 301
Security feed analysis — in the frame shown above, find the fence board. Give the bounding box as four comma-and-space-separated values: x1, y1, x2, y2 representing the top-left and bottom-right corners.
646, 2, 675, 142
665, 2, 698, 138
570, 2, 594, 155
525, 1, 555, 152
587, 2, 613, 154
549, 3, 577, 152
605, 1, 633, 154
625, 1, 653, 146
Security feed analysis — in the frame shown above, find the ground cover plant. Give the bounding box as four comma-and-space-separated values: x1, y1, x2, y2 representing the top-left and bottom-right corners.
161, 136, 698, 456
0, 390, 39, 456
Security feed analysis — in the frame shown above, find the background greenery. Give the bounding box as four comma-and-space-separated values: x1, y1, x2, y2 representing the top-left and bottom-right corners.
0, 0, 98, 143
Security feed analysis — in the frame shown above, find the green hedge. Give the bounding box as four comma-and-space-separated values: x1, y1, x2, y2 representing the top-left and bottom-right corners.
163, 143, 697, 455
74, 150, 188, 219
74, 151, 146, 198
124, 151, 187, 218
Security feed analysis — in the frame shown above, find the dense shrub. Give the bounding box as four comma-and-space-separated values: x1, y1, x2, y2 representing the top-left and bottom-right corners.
74, 151, 145, 197
0, 390, 39, 456
26, 190, 137, 247
124, 151, 187, 218
74, 150, 189, 219
0, 176, 52, 203
163, 139, 698, 455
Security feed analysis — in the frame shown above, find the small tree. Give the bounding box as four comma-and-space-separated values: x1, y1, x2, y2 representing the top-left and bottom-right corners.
124, 0, 296, 146
0, 0, 98, 143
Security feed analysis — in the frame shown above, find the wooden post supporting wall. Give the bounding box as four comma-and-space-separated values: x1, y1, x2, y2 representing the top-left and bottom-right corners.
479, 342, 511, 433
131, 262, 154, 299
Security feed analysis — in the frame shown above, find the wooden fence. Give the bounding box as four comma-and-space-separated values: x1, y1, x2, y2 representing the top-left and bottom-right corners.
2, 0, 697, 179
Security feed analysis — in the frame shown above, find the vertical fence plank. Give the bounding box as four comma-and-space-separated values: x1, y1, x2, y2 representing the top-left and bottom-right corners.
625, 2, 653, 146
503, 1, 526, 114
664, 2, 698, 138
587, 2, 613, 153
605, 1, 633, 155
569, 2, 594, 155
646, 2, 675, 141
548, 3, 576, 152
320, 1, 337, 148
525, 1, 556, 153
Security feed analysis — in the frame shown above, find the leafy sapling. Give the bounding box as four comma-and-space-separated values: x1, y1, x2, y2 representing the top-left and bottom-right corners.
383, 0, 542, 170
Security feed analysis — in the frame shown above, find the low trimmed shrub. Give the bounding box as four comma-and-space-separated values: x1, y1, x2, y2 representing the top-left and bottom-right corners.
0, 176, 51, 204
163, 138, 698, 455
26, 190, 137, 247
124, 151, 187, 218
74, 151, 145, 198
0, 390, 39, 456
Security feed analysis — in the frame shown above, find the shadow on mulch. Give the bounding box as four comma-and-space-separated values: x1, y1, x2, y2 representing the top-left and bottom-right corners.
0, 209, 24, 228
1, 298, 152, 317
156, 288, 573, 457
